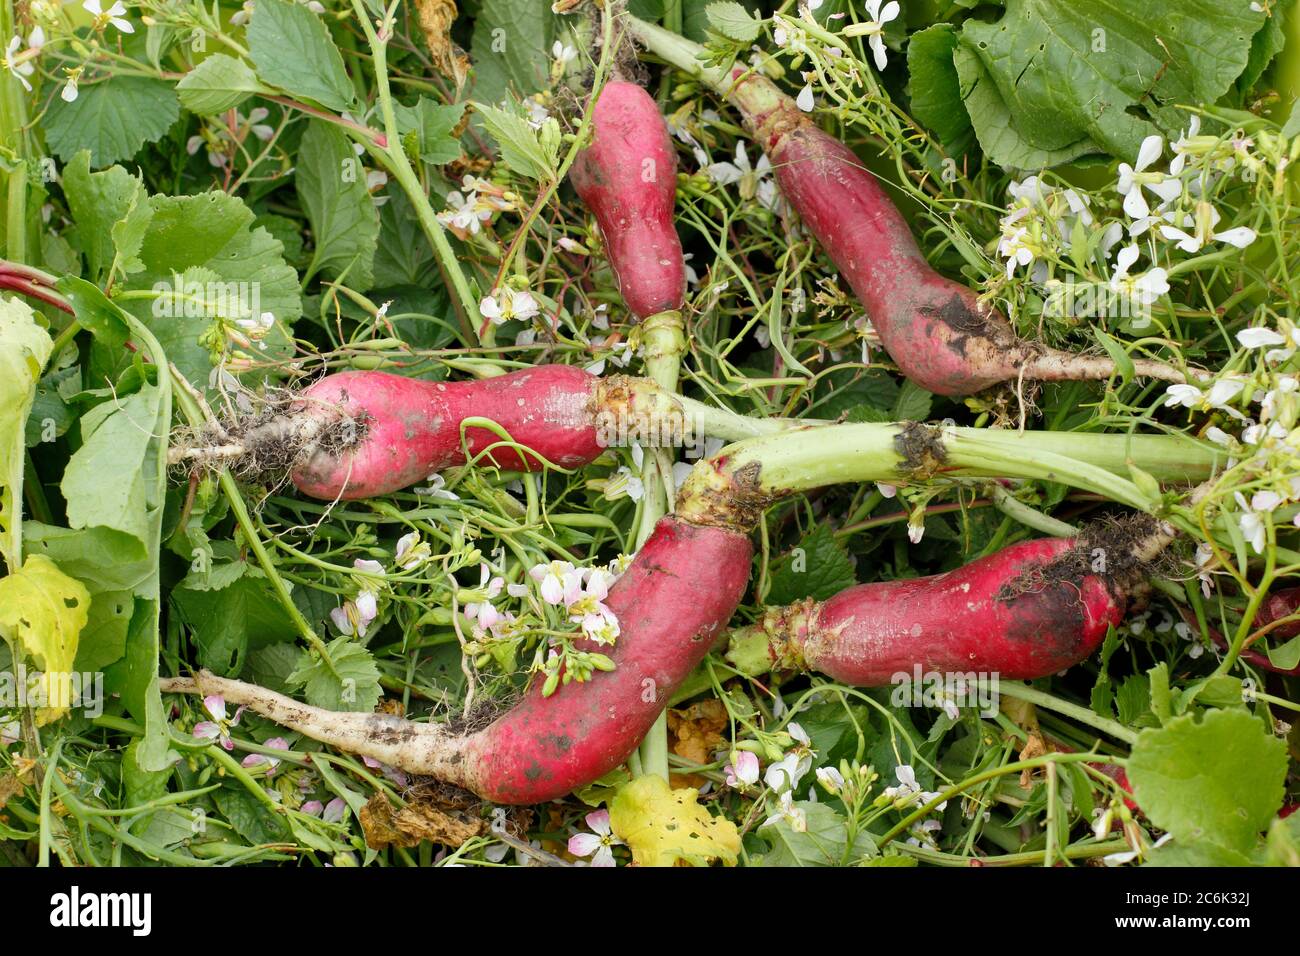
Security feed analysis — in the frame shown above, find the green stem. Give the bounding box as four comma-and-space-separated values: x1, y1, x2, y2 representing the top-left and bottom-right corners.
995, 682, 1138, 745
348, 0, 480, 340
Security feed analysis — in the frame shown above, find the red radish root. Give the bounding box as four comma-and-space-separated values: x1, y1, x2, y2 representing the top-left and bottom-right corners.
727, 520, 1174, 684
161, 515, 751, 804
569, 80, 686, 322
170, 366, 693, 501
625, 19, 1187, 397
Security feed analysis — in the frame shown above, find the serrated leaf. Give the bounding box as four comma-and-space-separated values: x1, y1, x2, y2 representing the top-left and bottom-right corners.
176, 54, 262, 115
892, 379, 933, 421
44, 76, 180, 168
608, 775, 740, 867
248, 0, 355, 111
477, 103, 555, 181
287, 637, 382, 712
766, 522, 857, 605
296, 120, 379, 290
0, 555, 90, 723
172, 572, 296, 676
0, 296, 53, 569
61, 151, 147, 284
706, 2, 760, 42
1127, 708, 1287, 853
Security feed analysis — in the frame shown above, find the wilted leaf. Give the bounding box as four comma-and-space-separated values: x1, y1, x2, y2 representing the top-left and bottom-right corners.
608, 775, 740, 868
667, 699, 727, 788
359, 791, 488, 849
414, 0, 469, 88
0, 555, 91, 723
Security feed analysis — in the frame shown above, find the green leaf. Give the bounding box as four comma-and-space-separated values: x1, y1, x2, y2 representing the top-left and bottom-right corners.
470, 0, 555, 103
1282, 99, 1300, 139
172, 571, 296, 676
892, 380, 934, 421
906, 24, 972, 147
247, 0, 355, 111
61, 151, 147, 284
706, 2, 760, 42
0, 295, 53, 569
393, 99, 467, 165
62, 386, 163, 546
754, 801, 848, 866
951, 42, 1097, 170
90, 190, 300, 392
954, 0, 1267, 167
295, 120, 379, 290
44, 76, 180, 168
1266, 633, 1300, 671
1093, 327, 1135, 384
287, 637, 382, 712
212, 787, 291, 844
765, 522, 857, 605
1127, 708, 1287, 854
373, 190, 438, 288
176, 53, 263, 115
476, 102, 556, 181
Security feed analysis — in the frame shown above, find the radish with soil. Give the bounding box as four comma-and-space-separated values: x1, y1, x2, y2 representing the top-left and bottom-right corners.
726, 521, 1174, 684
163, 514, 752, 804
626, 18, 1190, 397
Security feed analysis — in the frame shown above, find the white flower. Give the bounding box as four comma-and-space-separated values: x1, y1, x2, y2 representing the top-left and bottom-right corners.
883, 764, 948, 810
816, 766, 846, 794
764, 722, 814, 793
1233, 491, 1273, 554
331, 590, 378, 637
393, 531, 430, 570
353, 558, 385, 576
230, 1, 255, 25
724, 751, 760, 789
479, 287, 540, 326
567, 810, 623, 867
1117, 136, 1180, 220
795, 83, 815, 112
1160, 202, 1256, 253
551, 41, 577, 64
84, 0, 135, 33
413, 472, 459, 500
998, 225, 1036, 279
1237, 327, 1287, 349
1205, 378, 1245, 409
2, 35, 36, 91
530, 560, 579, 606
708, 142, 778, 210
1163, 383, 1203, 409
763, 791, 807, 832
436, 190, 491, 238
848, 0, 900, 71
1109, 244, 1169, 305
60, 73, 80, 102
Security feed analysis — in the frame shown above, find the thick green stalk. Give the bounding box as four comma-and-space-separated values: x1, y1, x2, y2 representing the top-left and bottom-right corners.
676, 421, 1220, 529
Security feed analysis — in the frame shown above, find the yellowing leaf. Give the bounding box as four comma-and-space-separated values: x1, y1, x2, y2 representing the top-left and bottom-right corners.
0, 296, 54, 570
608, 775, 740, 868
0, 555, 90, 723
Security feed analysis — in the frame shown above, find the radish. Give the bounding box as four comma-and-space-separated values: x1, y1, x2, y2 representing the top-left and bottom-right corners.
161, 515, 751, 804
288, 365, 605, 500
626, 19, 1187, 397
569, 79, 686, 323
727, 523, 1172, 684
